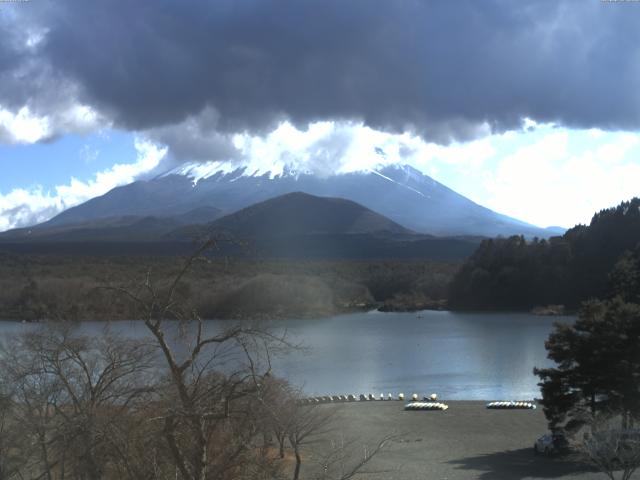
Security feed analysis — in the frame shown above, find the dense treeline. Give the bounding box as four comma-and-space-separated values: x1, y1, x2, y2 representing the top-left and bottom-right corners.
0, 254, 459, 321
449, 198, 640, 310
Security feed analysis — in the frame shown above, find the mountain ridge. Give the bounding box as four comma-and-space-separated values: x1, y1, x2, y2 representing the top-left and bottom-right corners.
0, 206, 223, 241
32, 163, 560, 239
0, 192, 480, 260
175, 191, 415, 239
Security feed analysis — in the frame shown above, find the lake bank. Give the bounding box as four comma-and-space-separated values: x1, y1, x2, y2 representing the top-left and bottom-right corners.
304, 401, 602, 480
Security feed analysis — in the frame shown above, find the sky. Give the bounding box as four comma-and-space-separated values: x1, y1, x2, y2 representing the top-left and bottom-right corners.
0, 0, 639, 231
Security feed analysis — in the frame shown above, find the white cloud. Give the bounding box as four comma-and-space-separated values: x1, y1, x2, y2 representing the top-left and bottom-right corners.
3, 118, 638, 233
483, 131, 640, 228
130, 122, 640, 230
0, 140, 166, 231
407, 136, 496, 174
169, 120, 498, 182
0, 107, 50, 143
594, 133, 638, 164
172, 121, 417, 180
0, 104, 107, 144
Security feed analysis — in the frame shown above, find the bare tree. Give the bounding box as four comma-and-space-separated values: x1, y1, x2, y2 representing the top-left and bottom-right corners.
255, 379, 395, 480
110, 242, 401, 480
0, 324, 157, 480
580, 416, 640, 480
0, 390, 27, 480
286, 403, 336, 480
253, 376, 294, 460
110, 242, 289, 480
0, 241, 396, 480
2, 327, 70, 480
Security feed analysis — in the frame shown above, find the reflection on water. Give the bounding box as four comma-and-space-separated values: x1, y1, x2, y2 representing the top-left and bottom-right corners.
0, 310, 569, 400
269, 310, 569, 400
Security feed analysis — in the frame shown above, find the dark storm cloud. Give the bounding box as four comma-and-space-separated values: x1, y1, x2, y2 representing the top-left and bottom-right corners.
4, 0, 640, 144
143, 107, 241, 170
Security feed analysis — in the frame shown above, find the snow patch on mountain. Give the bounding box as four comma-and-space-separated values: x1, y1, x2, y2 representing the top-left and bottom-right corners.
161, 141, 408, 184
370, 169, 427, 198
165, 158, 426, 187
166, 160, 306, 183
166, 159, 435, 202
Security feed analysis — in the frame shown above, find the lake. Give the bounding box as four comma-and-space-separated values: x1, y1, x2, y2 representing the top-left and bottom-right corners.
0, 310, 569, 400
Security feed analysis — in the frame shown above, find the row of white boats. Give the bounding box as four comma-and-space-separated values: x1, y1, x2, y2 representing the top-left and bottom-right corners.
486, 401, 537, 409
298, 395, 537, 411
404, 400, 536, 411
301, 393, 438, 405
404, 402, 449, 411
299, 392, 439, 404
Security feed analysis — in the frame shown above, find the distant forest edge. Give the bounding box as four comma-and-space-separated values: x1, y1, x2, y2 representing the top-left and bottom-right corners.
0, 256, 459, 321
0, 235, 478, 261
449, 198, 640, 311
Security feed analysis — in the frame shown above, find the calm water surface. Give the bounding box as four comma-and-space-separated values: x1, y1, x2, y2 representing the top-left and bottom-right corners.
0, 310, 570, 400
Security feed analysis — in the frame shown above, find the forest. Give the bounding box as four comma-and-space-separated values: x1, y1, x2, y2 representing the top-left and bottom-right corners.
0, 253, 458, 321
449, 198, 640, 311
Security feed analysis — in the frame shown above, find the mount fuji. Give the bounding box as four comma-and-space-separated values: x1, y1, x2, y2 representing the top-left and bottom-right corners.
28, 163, 560, 239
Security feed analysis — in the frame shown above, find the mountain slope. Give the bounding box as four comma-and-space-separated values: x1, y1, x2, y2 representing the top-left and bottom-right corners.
39, 164, 558, 238
185, 192, 414, 238
0, 192, 479, 260
0, 206, 223, 242
165, 192, 477, 260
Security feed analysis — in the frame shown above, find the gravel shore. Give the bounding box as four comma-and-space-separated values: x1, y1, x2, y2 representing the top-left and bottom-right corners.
303, 401, 620, 480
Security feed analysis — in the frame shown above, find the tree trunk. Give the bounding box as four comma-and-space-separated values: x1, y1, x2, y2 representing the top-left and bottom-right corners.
195, 419, 208, 480
38, 430, 53, 480
164, 417, 192, 480
293, 446, 302, 480
83, 420, 103, 480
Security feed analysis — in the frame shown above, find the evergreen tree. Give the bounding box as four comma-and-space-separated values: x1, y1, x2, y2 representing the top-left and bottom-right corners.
609, 246, 640, 303
535, 299, 640, 433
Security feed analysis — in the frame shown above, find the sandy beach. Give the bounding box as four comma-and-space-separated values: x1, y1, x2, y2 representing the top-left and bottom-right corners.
302, 401, 623, 480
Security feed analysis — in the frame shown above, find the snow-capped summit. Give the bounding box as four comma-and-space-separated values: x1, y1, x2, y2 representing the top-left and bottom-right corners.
163, 156, 406, 184
40, 163, 556, 238
165, 160, 302, 183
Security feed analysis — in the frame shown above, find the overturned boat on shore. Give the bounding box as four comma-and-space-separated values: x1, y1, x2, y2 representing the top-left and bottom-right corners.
486, 401, 536, 409
404, 401, 449, 411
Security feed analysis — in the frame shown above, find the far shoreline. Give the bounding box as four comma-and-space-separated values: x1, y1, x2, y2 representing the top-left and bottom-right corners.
0, 307, 575, 323
0, 305, 579, 323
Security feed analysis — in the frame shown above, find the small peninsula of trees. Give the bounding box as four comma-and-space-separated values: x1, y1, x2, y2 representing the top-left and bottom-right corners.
449, 198, 640, 311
